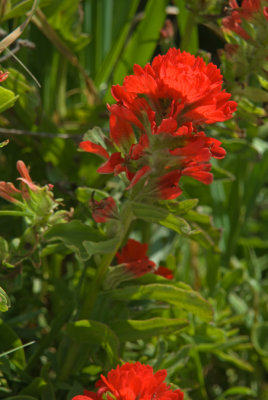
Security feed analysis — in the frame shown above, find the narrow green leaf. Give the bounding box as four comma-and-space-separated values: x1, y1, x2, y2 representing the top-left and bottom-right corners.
110, 318, 188, 341
2, 0, 33, 21
213, 350, 253, 372
218, 386, 256, 398
94, 0, 140, 86
111, 0, 167, 89
109, 283, 213, 321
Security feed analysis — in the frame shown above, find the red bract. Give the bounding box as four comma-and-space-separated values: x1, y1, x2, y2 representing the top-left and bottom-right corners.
0, 161, 38, 203
116, 239, 155, 278
115, 239, 173, 279
155, 266, 174, 280
79, 48, 236, 199
0, 70, 8, 82
90, 196, 117, 223
222, 0, 267, 39
118, 48, 236, 127
72, 362, 184, 400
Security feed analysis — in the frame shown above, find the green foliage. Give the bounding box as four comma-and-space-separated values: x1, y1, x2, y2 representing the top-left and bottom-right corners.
0, 1, 268, 400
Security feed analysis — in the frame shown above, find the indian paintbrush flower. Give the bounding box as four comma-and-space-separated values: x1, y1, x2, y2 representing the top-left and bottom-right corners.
0, 160, 69, 228
72, 362, 183, 400
80, 48, 236, 200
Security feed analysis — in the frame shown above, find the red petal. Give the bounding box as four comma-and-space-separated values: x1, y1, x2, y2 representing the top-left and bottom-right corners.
79, 141, 109, 159
126, 165, 150, 190
97, 153, 124, 174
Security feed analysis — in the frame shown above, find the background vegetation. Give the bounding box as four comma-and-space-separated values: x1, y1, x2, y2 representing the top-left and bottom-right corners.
0, 1, 268, 399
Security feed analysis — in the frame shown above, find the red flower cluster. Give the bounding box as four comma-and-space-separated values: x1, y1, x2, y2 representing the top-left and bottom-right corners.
223, 0, 268, 39
0, 161, 39, 203
72, 362, 183, 400
116, 238, 173, 279
0, 70, 8, 83
80, 48, 236, 199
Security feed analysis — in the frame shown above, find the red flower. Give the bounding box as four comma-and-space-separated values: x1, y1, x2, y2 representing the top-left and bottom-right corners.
0, 70, 8, 83
115, 239, 174, 279
116, 239, 155, 278
222, 0, 267, 39
72, 362, 184, 400
79, 49, 236, 199
90, 196, 117, 223
155, 266, 174, 280
0, 161, 38, 203
118, 48, 236, 127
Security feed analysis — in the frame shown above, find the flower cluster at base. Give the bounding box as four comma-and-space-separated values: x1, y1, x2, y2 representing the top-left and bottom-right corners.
72, 362, 183, 400
80, 48, 236, 200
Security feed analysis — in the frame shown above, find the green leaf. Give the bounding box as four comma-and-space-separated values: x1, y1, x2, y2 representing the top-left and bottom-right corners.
0, 87, 19, 113
218, 386, 256, 399
4, 397, 38, 400
2, 0, 34, 21
235, 86, 268, 102
44, 220, 105, 260
109, 318, 188, 341
238, 237, 268, 248
252, 322, 268, 357
67, 320, 119, 365
211, 165, 235, 182
213, 350, 253, 372
0, 286, 11, 312
94, 0, 140, 86
0, 139, 9, 148
164, 199, 199, 215
81, 127, 109, 153
76, 187, 109, 204
111, 0, 167, 88
0, 321, 26, 369
175, 0, 198, 53
83, 236, 120, 258
20, 378, 47, 397
132, 202, 192, 235
0, 237, 9, 263
108, 283, 213, 321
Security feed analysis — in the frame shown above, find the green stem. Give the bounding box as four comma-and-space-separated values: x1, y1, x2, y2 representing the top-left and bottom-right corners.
0, 210, 32, 217
79, 200, 133, 319
57, 202, 134, 381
